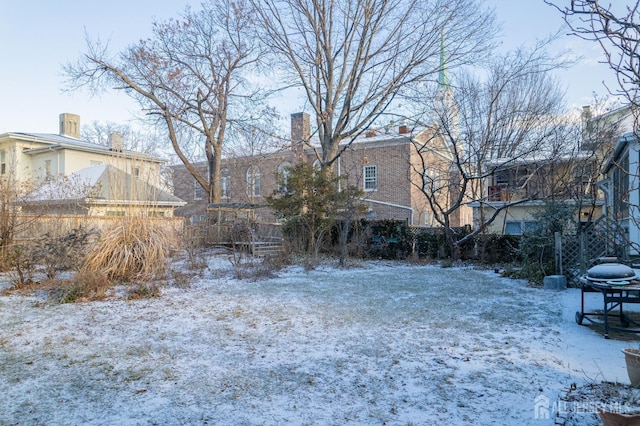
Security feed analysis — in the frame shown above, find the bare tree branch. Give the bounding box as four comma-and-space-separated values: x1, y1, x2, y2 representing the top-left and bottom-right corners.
252, 0, 498, 167
63, 1, 272, 203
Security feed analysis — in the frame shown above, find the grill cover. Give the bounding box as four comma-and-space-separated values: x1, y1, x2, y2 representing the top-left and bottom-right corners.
587, 263, 636, 281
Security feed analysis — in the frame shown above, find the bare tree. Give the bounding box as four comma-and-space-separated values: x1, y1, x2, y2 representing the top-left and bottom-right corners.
81, 121, 164, 155
252, 0, 497, 167
546, 1, 640, 121
64, 0, 269, 203
409, 42, 572, 259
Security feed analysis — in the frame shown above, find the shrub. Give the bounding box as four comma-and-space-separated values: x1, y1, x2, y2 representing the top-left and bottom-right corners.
474, 234, 521, 264
126, 283, 161, 300
46, 271, 111, 304
81, 217, 177, 282
367, 220, 412, 259
37, 227, 97, 279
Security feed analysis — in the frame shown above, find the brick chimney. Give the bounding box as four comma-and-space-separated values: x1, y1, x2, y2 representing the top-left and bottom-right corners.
291, 112, 310, 162
399, 119, 410, 135
59, 113, 80, 139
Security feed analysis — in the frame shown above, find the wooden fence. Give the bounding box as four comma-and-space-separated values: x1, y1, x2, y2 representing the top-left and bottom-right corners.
12, 214, 185, 243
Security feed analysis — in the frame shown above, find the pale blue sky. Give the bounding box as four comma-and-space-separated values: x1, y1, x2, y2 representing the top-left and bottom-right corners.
0, 0, 618, 135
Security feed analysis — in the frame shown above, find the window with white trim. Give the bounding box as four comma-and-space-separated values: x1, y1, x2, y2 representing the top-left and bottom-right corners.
246, 165, 261, 197
364, 165, 377, 191
0, 150, 5, 175
277, 162, 291, 193
505, 220, 539, 235
221, 175, 230, 199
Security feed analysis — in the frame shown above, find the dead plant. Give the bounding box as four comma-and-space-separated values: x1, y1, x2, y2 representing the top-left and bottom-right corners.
81, 217, 176, 283
126, 283, 161, 300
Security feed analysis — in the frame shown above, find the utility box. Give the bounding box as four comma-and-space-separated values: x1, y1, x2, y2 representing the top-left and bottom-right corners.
543, 275, 566, 291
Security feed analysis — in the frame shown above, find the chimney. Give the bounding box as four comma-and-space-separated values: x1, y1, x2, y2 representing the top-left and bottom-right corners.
291, 112, 310, 161
399, 119, 410, 135
59, 113, 80, 139
108, 132, 124, 152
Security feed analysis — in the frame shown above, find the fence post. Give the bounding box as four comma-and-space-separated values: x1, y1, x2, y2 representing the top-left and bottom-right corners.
554, 231, 562, 275
579, 230, 586, 276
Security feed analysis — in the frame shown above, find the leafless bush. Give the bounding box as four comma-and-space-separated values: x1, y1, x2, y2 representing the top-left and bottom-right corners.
228, 221, 252, 275
47, 272, 112, 304
170, 270, 195, 289
37, 227, 97, 279
126, 283, 161, 300
8, 245, 36, 287
183, 225, 208, 270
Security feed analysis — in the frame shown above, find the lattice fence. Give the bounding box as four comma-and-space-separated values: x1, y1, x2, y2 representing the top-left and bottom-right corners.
560, 216, 626, 286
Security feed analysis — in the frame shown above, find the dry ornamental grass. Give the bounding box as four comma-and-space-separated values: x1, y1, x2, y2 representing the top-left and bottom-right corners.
81, 217, 176, 283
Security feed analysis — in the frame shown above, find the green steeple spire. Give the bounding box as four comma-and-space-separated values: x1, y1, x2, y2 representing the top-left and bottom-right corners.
438, 29, 449, 88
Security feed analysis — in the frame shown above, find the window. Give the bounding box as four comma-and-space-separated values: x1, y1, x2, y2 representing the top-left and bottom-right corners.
505, 220, 539, 235
106, 210, 125, 217
0, 150, 5, 175
423, 169, 442, 193
221, 175, 230, 199
246, 166, 261, 197
277, 162, 291, 193
194, 180, 204, 200
364, 165, 377, 191
132, 167, 140, 179
495, 171, 508, 185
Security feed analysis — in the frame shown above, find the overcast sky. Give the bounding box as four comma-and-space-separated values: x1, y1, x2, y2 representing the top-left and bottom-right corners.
0, 0, 619, 135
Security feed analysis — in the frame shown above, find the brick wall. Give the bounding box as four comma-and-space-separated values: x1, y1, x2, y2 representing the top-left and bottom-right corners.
170, 118, 472, 227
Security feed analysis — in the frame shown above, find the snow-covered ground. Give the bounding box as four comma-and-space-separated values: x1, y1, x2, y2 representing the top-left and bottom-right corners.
1, 256, 639, 425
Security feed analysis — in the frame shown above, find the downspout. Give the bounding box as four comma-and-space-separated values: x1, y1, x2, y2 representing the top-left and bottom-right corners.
362, 198, 414, 225
596, 178, 611, 218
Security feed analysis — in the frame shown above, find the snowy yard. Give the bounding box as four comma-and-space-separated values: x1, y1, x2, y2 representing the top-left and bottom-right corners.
1, 257, 639, 425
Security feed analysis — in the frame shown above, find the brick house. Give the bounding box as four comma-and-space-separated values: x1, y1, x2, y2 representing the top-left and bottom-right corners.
172, 112, 472, 228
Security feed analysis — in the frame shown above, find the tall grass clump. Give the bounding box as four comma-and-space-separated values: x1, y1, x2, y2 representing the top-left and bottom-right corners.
81, 217, 176, 282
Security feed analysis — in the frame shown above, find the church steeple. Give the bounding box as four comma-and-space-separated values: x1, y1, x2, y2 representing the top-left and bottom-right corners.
438, 29, 450, 89
434, 27, 459, 147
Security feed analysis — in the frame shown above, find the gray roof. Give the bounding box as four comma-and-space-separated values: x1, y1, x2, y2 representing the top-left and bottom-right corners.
6, 132, 164, 164
21, 165, 186, 207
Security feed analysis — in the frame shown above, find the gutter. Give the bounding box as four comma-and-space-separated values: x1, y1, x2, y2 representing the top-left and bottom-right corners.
603, 131, 636, 174
360, 198, 414, 225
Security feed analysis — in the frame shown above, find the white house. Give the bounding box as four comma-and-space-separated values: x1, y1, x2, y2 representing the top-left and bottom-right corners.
1, 113, 185, 218
0, 113, 164, 189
